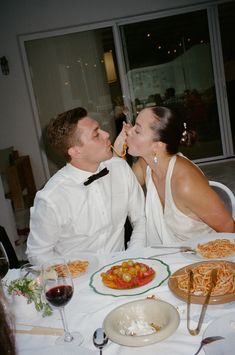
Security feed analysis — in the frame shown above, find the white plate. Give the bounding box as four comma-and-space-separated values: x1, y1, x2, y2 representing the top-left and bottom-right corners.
182, 233, 235, 261
89, 257, 170, 297
66, 252, 99, 278
103, 298, 180, 346
203, 312, 235, 355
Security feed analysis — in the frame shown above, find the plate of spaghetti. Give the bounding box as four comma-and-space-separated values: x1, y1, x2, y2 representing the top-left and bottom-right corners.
168, 260, 235, 304
63, 253, 99, 278
183, 233, 235, 261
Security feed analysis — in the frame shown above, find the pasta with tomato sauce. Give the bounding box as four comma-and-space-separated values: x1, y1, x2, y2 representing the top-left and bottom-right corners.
174, 262, 235, 296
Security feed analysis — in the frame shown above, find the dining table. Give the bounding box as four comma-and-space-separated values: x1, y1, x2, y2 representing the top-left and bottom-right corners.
3, 245, 235, 355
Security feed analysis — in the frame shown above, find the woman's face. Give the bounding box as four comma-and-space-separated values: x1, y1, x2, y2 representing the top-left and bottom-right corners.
127, 108, 156, 157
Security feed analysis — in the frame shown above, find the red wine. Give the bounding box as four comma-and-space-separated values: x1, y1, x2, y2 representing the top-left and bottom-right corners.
45, 285, 73, 307
0, 259, 9, 279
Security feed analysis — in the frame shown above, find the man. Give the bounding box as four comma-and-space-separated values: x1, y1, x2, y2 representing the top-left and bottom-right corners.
26, 107, 146, 265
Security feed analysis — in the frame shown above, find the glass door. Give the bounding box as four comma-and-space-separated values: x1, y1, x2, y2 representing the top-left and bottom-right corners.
120, 10, 224, 160
24, 28, 123, 176
219, 1, 235, 153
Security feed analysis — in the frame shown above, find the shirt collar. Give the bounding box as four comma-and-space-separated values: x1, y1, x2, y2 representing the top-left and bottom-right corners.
64, 162, 107, 185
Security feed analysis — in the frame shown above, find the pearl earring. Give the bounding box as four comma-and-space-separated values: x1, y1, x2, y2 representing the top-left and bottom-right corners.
153, 154, 158, 164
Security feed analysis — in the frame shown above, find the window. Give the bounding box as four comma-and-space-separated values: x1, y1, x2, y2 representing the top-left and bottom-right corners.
121, 10, 223, 160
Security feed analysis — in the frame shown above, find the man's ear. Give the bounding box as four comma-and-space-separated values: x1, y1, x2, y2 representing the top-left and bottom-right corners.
68, 145, 80, 160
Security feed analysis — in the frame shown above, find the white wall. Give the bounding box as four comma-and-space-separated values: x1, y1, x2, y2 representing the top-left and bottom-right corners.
0, 0, 224, 189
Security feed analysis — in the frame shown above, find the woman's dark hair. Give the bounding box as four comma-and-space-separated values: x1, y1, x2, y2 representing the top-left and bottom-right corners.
0, 298, 16, 355
149, 106, 197, 154
47, 107, 87, 161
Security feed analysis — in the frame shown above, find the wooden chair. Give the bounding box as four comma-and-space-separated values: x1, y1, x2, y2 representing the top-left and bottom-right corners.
0, 225, 20, 269
6, 153, 36, 210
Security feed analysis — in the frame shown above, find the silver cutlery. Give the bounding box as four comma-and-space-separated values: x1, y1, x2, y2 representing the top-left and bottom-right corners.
151, 245, 196, 253
150, 246, 196, 257
193, 335, 225, 355
93, 328, 108, 355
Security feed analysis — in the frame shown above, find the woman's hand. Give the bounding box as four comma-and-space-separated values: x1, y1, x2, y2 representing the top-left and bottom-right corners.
112, 122, 132, 157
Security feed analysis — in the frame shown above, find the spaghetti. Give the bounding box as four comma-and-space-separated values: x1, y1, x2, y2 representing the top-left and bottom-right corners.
55, 260, 89, 278
111, 144, 127, 157
174, 262, 235, 296
197, 239, 235, 258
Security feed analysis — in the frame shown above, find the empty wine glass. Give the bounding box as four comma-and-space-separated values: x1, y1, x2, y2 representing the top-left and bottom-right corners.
41, 257, 83, 345
0, 242, 9, 280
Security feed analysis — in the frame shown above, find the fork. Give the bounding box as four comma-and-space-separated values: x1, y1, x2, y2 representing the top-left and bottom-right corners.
151, 245, 195, 252
150, 246, 196, 257
193, 336, 225, 355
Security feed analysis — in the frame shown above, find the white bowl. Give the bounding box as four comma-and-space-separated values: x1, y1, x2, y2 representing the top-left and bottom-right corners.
103, 298, 180, 347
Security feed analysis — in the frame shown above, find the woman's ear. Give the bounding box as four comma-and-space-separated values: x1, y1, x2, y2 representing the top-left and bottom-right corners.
156, 141, 165, 151
151, 141, 159, 152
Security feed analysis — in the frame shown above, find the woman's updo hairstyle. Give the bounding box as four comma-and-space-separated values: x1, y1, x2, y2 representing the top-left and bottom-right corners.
149, 106, 197, 154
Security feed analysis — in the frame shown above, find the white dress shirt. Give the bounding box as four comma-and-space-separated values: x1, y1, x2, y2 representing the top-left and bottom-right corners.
26, 157, 146, 265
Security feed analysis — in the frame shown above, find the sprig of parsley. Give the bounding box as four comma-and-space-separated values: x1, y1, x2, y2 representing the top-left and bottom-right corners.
6, 277, 53, 317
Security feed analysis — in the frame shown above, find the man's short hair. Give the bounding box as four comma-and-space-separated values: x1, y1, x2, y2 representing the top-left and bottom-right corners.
47, 107, 87, 161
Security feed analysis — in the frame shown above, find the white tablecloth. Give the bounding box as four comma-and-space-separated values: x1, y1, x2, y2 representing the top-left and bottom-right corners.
3, 247, 235, 355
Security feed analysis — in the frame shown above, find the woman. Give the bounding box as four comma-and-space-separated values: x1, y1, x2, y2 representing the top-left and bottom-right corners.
0, 295, 16, 355
114, 106, 235, 245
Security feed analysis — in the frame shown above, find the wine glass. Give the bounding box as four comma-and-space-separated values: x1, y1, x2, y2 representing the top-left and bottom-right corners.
0, 242, 9, 280
41, 257, 83, 345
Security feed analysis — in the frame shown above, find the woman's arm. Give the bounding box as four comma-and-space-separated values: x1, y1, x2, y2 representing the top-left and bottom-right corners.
113, 123, 147, 186
174, 160, 235, 233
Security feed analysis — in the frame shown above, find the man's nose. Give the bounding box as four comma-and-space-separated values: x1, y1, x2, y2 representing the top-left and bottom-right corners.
102, 129, 110, 139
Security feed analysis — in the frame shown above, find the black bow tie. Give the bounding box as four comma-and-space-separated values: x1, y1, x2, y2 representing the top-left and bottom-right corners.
84, 167, 109, 186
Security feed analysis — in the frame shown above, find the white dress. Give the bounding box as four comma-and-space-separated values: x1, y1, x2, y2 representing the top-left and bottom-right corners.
145, 155, 214, 245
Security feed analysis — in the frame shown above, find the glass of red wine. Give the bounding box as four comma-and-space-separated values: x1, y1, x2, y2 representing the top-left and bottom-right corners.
0, 242, 9, 280
41, 257, 83, 345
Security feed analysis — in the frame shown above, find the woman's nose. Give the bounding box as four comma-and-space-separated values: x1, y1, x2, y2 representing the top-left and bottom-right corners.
127, 126, 134, 137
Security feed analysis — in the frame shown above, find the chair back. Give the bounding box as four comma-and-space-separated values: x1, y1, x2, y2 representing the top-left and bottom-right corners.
209, 180, 235, 218
0, 226, 20, 269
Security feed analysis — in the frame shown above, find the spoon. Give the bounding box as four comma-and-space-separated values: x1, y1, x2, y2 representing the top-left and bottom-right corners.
193, 336, 225, 355
93, 328, 108, 355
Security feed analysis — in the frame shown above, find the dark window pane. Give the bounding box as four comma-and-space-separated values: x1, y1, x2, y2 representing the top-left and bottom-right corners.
121, 10, 223, 160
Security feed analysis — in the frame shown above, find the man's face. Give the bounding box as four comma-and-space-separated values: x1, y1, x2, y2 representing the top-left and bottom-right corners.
73, 117, 112, 166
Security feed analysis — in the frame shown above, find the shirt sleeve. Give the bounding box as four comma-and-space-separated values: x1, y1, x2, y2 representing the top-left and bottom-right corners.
124, 163, 146, 250
26, 196, 61, 266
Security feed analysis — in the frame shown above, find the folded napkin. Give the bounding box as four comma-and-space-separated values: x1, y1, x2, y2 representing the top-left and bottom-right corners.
17, 344, 95, 355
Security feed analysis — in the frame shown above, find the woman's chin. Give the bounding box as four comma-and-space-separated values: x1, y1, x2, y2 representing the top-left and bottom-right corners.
127, 148, 138, 157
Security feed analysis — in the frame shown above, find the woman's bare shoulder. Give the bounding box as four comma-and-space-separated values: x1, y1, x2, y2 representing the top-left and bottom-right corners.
173, 155, 209, 195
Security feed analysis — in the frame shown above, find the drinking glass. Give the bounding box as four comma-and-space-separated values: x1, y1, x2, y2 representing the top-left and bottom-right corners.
41, 257, 83, 345
0, 242, 9, 280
